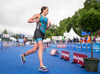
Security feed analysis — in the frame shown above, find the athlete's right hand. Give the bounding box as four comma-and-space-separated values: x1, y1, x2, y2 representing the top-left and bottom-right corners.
34, 19, 39, 22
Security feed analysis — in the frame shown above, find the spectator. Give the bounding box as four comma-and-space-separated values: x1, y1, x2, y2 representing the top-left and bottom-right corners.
76, 37, 79, 43
67, 38, 70, 43
16, 39, 19, 46
23, 37, 27, 46
63, 40, 65, 43
79, 37, 83, 43
60, 40, 62, 43
96, 35, 100, 43
66, 39, 67, 43
85, 36, 88, 41
72, 37, 76, 43
58, 40, 60, 43
67, 38, 71, 43
87, 35, 91, 43
93, 36, 96, 43
69, 38, 72, 43
83, 36, 87, 43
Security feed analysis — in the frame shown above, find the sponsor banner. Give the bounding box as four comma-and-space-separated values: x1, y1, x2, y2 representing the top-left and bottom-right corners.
62, 44, 66, 48
67, 43, 70, 49
59, 44, 63, 48
50, 49, 59, 55
50, 49, 57, 55
69, 43, 72, 50
57, 44, 60, 47
73, 53, 87, 65
61, 51, 70, 60
82, 43, 87, 52
57, 44, 66, 48
71, 43, 77, 50
50, 43, 100, 53
52, 36, 57, 40
18, 38, 24, 43
55, 44, 58, 47
44, 45, 49, 47
3, 34, 9, 38
93, 43, 100, 52
87, 43, 91, 52
3, 42, 10, 47
0, 42, 1, 48
74, 43, 77, 50
77, 44, 81, 51
50, 44, 57, 47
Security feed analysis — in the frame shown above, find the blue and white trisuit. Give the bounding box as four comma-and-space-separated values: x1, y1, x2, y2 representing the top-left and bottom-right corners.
34, 14, 48, 43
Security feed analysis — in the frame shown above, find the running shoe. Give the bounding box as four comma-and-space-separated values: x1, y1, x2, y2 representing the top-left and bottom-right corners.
20, 54, 25, 63
39, 66, 49, 72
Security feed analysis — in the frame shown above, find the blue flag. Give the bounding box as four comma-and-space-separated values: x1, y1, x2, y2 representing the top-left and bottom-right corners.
81, 30, 90, 36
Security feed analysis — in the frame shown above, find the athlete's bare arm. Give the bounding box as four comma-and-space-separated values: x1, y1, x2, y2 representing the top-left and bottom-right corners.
46, 19, 51, 30
28, 14, 40, 23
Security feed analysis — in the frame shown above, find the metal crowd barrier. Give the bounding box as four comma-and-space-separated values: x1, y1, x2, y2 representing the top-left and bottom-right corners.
49, 43, 100, 53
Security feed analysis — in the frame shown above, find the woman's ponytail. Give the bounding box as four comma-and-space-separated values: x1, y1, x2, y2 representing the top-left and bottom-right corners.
40, 6, 48, 14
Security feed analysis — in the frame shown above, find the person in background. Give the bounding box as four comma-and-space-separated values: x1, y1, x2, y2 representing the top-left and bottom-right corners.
87, 35, 91, 43
96, 35, 100, 43
66, 39, 67, 43
60, 40, 62, 43
93, 36, 96, 43
83, 36, 87, 43
16, 39, 19, 46
79, 37, 83, 43
76, 37, 79, 43
72, 37, 76, 43
23, 37, 27, 46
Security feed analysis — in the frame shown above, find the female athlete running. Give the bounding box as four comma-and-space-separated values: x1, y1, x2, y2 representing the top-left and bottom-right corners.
20, 6, 51, 72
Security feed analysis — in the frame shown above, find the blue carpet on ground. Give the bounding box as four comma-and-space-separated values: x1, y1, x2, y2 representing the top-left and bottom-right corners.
0, 45, 100, 74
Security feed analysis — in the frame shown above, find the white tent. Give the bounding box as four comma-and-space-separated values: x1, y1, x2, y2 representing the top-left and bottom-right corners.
64, 28, 80, 39
63, 31, 71, 38
9, 37, 17, 41
43, 38, 51, 42
68, 28, 80, 39
52, 36, 63, 40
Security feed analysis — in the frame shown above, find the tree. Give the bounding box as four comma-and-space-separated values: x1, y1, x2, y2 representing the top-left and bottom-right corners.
45, 0, 100, 39
58, 17, 72, 34
84, 0, 100, 11
79, 9, 100, 33
0, 34, 1, 38
57, 0, 100, 37
78, 9, 100, 58
11, 34, 24, 39
3, 29, 8, 34
45, 24, 58, 38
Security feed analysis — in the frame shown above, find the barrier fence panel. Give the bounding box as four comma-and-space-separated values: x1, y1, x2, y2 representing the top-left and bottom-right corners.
62, 44, 66, 48
0, 42, 1, 50
73, 53, 87, 66
70, 43, 72, 50
82, 43, 87, 52
72, 43, 77, 51
77, 43, 81, 51
87, 43, 91, 52
0, 41, 26, 50
49, 43, 100, 53
67, 43, 70, 50
61, 51, 70, 61
93, 43, 100, 52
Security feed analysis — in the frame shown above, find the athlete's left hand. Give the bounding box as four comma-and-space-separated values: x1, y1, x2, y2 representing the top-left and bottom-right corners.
49, 21, 51, 27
